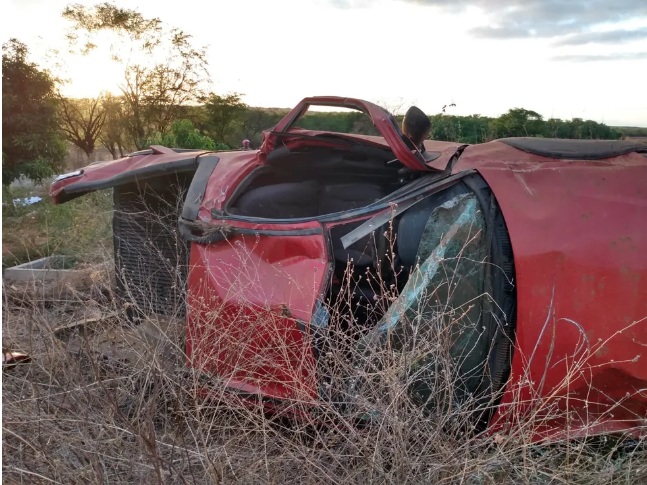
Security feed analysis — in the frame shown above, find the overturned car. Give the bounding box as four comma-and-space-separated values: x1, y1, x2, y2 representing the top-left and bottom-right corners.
50, 97, 647, 441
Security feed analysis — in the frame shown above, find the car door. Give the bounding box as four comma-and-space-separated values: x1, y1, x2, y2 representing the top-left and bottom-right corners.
185, 220, 331, 403
180, 98, 430, 403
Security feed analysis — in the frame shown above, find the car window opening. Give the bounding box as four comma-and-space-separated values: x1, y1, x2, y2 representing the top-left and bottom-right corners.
227, 145, 410, 220
310, 178, 517, 429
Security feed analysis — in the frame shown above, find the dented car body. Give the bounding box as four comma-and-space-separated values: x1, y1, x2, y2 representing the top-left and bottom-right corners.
50, 97, 647, 441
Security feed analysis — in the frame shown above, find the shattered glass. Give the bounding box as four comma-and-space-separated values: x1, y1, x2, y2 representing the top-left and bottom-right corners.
349, 192, 490, 418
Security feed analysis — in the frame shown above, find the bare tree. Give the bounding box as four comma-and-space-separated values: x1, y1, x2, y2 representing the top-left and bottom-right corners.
63, 3, 210, 149
57, 94, 107, 161
100, 94, 129, 159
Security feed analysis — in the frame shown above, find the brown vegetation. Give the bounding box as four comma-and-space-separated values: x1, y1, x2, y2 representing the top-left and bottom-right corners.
3, 261, 645, 483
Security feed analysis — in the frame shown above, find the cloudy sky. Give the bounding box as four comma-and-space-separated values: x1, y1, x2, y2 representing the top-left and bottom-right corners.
4, 0, 647, 126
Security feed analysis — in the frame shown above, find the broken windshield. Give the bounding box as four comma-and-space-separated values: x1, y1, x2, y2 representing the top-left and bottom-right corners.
350, 192, 491, 418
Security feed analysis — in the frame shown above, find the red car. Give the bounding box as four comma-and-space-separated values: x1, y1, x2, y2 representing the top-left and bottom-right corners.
50, 96, 647, 441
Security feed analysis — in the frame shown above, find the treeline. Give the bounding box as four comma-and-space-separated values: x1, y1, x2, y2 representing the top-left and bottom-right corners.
294, 107, 621, 144
0, 3, 630, 186
2, 33, 283, 184
56, 93, 290, 159
429, 108, 621, 143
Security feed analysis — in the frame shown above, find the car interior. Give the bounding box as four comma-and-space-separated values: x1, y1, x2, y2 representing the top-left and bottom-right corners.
111, 137, 516, 427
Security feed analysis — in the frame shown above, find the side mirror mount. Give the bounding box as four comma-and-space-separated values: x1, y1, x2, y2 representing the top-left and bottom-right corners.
402, 106, 431, 150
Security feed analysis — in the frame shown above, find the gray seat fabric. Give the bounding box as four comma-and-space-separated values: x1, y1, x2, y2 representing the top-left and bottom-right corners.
235, 180, 387, 267
318, 184, 384, 214
319, 184, 385, 266
397, 184, 472, 266
234, 180, 319, 219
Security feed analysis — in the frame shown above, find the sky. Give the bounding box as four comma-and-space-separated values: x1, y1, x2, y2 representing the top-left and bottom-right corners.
4, 0, 647, 126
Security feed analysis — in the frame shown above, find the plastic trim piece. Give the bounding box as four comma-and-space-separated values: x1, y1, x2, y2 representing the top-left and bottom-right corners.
181, 155, 220, 221
500, 137, 647, 160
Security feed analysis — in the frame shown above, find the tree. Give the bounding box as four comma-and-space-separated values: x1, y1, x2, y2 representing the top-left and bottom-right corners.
544, 117, 570, 138
57, 94, 107, 161
203, 93, 248, 146
63, 3, 211, 149
100, 94, 130, 159
430, 114, 461, 142
491, 108, 544, 138
2, 39, 67, 185
240, 107, 288, 147
294, 111, 376, 135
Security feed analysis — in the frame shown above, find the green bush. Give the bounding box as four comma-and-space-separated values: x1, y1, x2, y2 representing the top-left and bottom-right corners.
2, 39, 67, 185
143, 119, 228, 150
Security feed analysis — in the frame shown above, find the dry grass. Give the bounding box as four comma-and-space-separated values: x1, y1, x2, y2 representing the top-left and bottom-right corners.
3, 265, 646, 485
2, 188, 646, 484
2, 186, 113, 269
